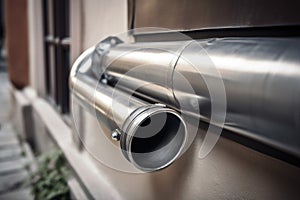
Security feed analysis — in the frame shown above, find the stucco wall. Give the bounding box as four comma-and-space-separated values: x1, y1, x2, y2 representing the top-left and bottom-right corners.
81, 0, 128, 50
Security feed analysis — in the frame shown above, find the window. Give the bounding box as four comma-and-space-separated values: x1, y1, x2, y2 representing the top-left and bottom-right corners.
42, 0, 70, 113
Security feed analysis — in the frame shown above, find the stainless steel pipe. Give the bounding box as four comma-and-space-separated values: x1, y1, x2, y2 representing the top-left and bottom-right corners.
96, 37, 300, 158
69, 47, 187, 172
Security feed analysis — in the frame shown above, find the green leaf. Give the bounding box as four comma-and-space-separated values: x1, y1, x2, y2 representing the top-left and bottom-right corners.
31, 149, 70, 200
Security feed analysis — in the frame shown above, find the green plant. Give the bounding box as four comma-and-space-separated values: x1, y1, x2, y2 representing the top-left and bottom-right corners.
31, 149, 70, 200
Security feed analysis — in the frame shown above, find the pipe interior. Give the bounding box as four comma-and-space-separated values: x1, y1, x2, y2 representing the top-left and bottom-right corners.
130, 112, 186, 170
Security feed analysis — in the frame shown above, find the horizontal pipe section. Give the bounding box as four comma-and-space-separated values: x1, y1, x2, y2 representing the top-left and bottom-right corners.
99, 37, 300, 158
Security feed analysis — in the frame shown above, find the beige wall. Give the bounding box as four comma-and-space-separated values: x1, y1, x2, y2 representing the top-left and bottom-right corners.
81, 0, 128, 50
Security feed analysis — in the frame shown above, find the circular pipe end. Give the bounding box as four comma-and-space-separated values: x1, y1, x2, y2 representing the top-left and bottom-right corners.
121, 105, 187, 172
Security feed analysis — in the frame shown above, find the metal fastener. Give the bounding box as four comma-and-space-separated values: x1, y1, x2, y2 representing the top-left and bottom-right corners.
111, 129, 121, 141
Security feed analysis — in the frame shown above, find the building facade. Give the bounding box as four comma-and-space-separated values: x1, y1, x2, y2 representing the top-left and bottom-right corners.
4, 0, 300, 199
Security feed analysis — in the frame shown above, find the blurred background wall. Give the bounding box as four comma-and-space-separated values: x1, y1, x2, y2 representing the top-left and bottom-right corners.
4, 0, 29, 89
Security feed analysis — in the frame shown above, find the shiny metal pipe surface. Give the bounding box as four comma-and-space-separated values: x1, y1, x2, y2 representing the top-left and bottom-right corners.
99, 37, 300, 158
69, 47, 187, 171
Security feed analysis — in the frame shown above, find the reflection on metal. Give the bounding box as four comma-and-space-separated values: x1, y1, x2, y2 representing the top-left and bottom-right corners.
69, 47, 187, 172
98, 37, 300, 159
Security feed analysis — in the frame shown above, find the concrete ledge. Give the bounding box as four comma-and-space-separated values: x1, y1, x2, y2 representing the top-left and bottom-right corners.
12, 89, 35, 145
68, 177, 89, 200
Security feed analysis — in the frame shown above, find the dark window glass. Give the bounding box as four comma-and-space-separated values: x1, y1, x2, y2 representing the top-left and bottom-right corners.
42, 0, 70, 113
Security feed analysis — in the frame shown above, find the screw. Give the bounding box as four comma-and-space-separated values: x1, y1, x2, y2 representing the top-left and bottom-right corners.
101, 78, 108, 84
111, 129, 121, 141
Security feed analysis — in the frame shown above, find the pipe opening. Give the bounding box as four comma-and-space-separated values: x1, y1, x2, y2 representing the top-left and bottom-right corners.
139, 116, 151, 127
129, 112, 186, 171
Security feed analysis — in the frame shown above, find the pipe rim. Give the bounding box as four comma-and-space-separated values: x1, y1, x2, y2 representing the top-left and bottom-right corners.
121, 105, 187, 172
